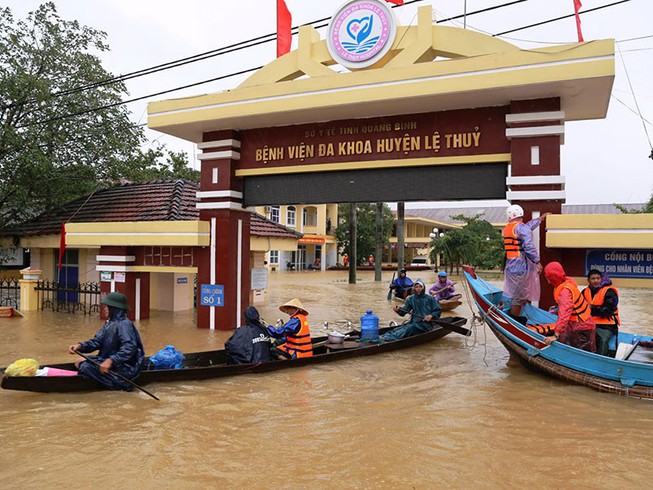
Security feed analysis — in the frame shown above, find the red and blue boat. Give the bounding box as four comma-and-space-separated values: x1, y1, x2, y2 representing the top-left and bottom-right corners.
463, 266, 653, 400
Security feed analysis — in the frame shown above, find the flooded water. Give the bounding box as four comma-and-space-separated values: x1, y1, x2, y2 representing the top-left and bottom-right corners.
2, 270, 653, 488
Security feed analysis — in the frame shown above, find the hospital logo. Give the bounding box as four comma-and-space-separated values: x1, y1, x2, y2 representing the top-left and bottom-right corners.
327, 0, 397, 69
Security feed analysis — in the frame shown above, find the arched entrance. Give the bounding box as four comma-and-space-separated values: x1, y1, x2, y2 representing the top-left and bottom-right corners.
148, 2, 614, 329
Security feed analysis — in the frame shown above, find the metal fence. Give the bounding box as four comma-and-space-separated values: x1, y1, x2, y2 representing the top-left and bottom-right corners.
0, 277, 20, 309
35, 280, 101, 315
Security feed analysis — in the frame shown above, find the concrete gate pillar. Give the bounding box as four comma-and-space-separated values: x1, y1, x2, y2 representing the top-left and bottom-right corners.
196, 130, 251, 330
506, 98, 566, 309
97, 246, 150, 321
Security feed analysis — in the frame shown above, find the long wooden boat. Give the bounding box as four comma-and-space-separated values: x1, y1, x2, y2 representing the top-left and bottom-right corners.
1, 317, 468, 393
462, 266, 653, 400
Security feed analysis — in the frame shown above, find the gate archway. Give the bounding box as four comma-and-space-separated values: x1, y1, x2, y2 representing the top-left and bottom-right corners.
149, 3, 614, 329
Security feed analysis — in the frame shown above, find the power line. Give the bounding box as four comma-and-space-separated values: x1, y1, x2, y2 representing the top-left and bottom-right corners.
12, 0, 642, 129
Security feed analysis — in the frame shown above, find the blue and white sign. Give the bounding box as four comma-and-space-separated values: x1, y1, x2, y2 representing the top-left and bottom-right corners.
200, 284, 224, 307
585, 250, 653, 279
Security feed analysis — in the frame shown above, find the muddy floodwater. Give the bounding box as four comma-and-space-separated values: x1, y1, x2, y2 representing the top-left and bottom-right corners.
1, 270, 653, 488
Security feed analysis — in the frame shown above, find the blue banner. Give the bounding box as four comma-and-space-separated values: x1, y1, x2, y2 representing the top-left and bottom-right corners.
585, 250, 653, 279
200, 284, 224, 307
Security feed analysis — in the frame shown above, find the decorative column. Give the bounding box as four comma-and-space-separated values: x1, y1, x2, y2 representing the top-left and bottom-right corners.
196, 130, 251, 330
96, 246, 149, 321
19, 267, 42, 311
506, 98, 565, 309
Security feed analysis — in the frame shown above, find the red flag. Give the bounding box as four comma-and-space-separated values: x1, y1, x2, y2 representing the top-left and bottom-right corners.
58, 223, 66, 270
385, 0, 405, 5
573, 0, 584, 42
276, 0, 292, 58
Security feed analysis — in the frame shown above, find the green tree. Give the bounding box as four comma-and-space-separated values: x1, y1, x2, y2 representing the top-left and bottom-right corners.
335, 203, 394, 263
616, 191, 653, 214
0, 3, 145, 229
430, 214, 503, 273
119, 147, 199, 183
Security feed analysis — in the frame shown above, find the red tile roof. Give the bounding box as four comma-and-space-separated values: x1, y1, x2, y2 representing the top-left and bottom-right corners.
4, 179, 301, 239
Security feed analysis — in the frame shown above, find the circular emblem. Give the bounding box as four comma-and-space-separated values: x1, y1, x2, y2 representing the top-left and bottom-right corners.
327, 0, 397, 69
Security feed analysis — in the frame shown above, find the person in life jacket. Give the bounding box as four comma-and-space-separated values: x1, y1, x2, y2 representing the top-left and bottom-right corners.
502, 204, 550, 318
267, 298, 313, 360
582, 269, 620, 357
543, 262, 596, 352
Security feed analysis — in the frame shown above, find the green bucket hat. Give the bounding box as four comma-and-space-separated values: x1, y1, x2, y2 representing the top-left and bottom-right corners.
101, 292, 130, 311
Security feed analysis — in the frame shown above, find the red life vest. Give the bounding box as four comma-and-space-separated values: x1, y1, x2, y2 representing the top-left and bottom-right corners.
554, 280, 591, 323
277, 314, 313, 358
582, 285, 620, 326
502, 222, 522, 259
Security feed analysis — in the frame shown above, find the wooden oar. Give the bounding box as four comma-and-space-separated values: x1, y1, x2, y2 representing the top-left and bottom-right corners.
407, 313, 471, 336
430, 282, 458, 296
387, 272, 396, 300
75, 352, 159, 401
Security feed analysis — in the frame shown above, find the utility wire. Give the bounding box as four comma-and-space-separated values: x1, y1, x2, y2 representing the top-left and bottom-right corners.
12, 0, 643, 129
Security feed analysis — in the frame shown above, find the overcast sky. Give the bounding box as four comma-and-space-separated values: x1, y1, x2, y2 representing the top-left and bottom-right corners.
4, 0, 653, 206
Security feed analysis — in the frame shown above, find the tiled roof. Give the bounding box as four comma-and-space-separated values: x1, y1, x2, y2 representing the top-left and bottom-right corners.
3, 179, 301, 240
250, 214, 302, 239
406, 202, 647, 225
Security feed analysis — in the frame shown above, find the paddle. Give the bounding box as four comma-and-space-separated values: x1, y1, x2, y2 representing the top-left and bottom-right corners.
387, 272, 396, 300
403, 312, 471, 336
75, 351, 160, 401
430, 281, 458, 296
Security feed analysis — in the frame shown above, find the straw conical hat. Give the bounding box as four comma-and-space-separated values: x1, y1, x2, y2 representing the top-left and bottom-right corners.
279, 298, 308, 316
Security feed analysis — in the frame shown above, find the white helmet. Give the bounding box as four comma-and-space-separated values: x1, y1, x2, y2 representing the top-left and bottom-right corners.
506, 204, 524, 220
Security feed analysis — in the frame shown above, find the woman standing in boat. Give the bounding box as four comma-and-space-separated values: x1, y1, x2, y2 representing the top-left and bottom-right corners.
267, 298, 313, 360
543, 262, 596, 352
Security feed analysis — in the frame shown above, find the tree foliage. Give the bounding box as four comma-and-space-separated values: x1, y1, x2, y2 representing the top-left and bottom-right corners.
335, 203, 394, 263
0, 3, 198, 230
615, 191, 653, 214
429, 214, 503, 273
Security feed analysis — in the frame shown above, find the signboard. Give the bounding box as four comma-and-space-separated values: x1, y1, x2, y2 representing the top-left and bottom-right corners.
100, 271, 112, 282
585, 250, 653, 279
114, 271, 126, 283
251, 267, 269, 290
177, 277, 188, 284
327, 0, 397, 69
200, 284, 224, 307
298, 236, 326, 244
240, 107, 509, 171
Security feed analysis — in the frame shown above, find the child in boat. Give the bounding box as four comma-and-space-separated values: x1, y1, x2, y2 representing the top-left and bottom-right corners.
543, 262, 596, 352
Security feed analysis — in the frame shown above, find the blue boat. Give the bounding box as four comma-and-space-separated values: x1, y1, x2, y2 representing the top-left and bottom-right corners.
462, 266, 653, 400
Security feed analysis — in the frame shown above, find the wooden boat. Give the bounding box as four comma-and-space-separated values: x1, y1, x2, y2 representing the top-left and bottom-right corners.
462, 266, 653, 400
1, 317, 468, 393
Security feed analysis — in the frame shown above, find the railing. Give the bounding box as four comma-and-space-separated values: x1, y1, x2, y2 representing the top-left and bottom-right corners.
35, 280, 101, 315
0, 277, 20, 309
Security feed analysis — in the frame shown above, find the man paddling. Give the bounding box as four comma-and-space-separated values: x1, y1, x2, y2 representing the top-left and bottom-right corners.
68, 292, 145, 391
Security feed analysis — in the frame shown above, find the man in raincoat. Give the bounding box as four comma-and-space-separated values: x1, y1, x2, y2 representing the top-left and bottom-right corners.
68, 292, 145, 391
382, 279, 442, 341
225, 306, 272, 364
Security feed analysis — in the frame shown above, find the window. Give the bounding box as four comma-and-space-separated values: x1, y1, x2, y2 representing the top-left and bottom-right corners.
270, 206, 280, 223
302, 206, 318, 226
269, 250, 279, 264
287, 206, 296, 227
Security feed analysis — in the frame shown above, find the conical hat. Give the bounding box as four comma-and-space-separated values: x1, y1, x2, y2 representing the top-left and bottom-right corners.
279, 297, 308, 316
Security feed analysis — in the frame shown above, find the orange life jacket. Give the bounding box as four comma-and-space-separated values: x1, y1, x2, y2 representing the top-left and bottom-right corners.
502, 222, 522, 259
582, 285, 620, 326
278, 314, 313, 358
527, 323, 556, 335
554, 280, 592, 323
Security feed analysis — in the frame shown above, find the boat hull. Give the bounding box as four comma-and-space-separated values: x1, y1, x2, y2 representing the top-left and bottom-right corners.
1, 318, 466, 393
462, 267, 653, 400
